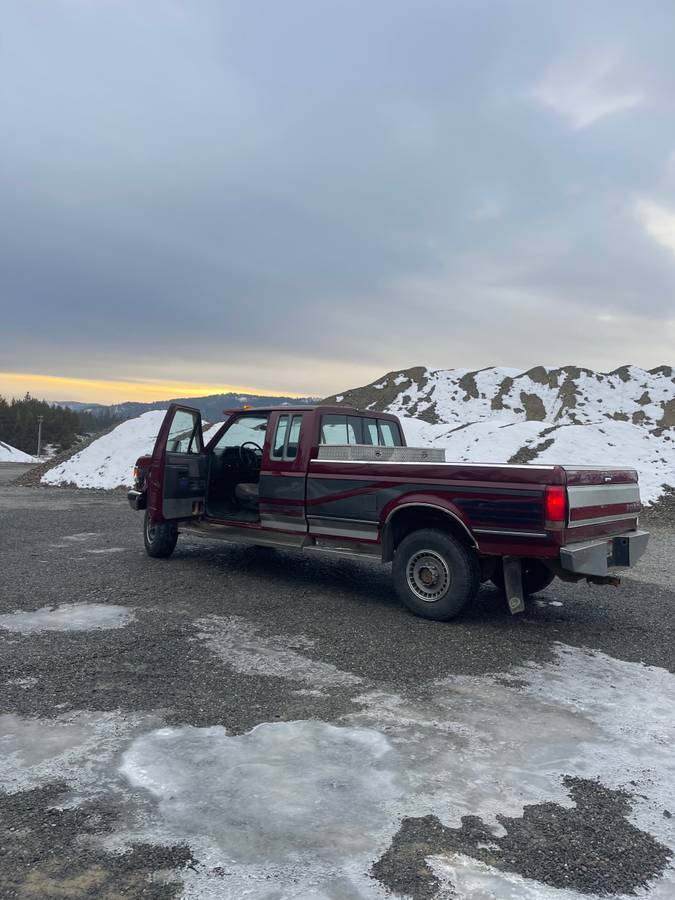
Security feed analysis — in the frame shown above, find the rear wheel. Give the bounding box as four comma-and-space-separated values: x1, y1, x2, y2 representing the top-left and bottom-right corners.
143, 511, 178, 559
491, 559, 555, 595
392, 528, 480, 621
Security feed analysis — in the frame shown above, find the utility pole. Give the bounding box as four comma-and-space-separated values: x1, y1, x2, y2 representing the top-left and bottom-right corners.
36, 416, 44, 460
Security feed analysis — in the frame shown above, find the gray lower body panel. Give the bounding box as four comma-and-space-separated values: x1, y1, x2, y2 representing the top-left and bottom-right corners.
559, 529, 649, 577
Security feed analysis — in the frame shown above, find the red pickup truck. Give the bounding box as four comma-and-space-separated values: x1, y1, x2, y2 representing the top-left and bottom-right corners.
128, 403, 649, 621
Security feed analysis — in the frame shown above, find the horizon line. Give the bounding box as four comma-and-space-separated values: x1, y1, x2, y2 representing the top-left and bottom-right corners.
0, 371, 310, 405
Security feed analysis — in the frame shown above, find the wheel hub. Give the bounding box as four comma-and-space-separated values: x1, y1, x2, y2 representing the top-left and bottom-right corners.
407, 550, 451, 602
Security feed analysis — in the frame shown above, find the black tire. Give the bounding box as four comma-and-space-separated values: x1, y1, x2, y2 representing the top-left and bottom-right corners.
490, 559, 555, 595
143, 511, 178, 559
392, 528, 480, 621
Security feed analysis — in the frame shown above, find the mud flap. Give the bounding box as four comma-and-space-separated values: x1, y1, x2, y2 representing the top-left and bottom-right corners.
503, 556, 525, 614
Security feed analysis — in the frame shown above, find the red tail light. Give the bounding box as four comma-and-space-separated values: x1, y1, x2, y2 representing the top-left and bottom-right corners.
544, 485, 567, 528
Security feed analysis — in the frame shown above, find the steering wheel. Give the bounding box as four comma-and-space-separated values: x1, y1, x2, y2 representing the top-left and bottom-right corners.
238, 441, 263, 468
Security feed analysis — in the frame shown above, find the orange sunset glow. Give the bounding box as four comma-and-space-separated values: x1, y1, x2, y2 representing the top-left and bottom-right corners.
0, 372, 301, 405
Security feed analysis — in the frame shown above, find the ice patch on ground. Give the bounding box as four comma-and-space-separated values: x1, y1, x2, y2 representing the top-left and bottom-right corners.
7, 677, 38, 689
194, 615, 362, 688
432, 849, 675, 900
431, 854, 592, 900
0, 603, 134, 633
121, 720, 395, 865
0, 711, 155, 797
1, 631, 671, 898
110, 644, 674, 898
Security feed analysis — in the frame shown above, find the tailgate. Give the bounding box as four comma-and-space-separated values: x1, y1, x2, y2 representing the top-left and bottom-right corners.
563, 467, 641, 541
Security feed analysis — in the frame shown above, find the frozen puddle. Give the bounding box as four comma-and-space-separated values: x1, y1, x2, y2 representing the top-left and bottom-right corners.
431, 854, 599, 900
194, 615, 362, 688
121, 721, 395, 865
0, 643, 672, 898
0, 602, 134, 632
112, 644, 675, 899
0, 711, 155, 796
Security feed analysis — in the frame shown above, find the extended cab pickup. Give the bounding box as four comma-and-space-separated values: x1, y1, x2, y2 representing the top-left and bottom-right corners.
128, 403, 649, 621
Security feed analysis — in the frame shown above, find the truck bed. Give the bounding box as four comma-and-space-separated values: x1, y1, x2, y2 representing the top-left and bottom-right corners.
307, 455, 641, 554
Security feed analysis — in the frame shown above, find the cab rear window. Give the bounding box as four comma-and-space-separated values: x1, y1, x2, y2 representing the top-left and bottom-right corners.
320, 415, 402, 447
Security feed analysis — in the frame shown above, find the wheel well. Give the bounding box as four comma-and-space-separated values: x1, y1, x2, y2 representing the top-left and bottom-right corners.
382, 505, 476, 562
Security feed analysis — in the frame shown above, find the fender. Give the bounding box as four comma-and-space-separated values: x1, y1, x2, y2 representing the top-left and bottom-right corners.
379, 493, 478, 561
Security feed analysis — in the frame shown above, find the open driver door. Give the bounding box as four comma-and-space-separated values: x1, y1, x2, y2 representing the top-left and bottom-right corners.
149, 404, 207, 522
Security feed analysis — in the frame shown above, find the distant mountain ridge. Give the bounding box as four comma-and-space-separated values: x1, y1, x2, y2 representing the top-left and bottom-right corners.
55, 392, 318, 423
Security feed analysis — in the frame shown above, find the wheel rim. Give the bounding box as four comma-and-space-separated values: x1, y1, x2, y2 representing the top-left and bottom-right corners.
406, 549, 451, 602
145, 518, 156, 543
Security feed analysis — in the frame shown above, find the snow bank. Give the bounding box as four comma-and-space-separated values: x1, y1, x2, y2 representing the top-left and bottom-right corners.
400, 416, 551, 463
0, 440, 36, 463
41, 411, 166, 489
532, 421, 675, 504
41, 413, 224, 489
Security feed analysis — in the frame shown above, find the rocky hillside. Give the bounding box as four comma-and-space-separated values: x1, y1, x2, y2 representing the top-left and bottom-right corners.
325, 365, 675, 504
325, 365, 675, 428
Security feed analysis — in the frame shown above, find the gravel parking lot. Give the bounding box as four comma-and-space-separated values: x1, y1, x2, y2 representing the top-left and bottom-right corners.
1, 482, 674, 899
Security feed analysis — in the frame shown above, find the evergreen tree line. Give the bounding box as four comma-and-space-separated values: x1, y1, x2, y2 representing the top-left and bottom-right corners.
0, 394, 121, 455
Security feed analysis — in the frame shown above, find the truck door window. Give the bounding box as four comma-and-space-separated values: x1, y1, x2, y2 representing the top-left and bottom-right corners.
362, 418, 379, 445
214, 415, 268, 452
320, 415, 356, 444
272, 415, 289, 458
285, 415, 303, 458
378, 420, 402, 447
347, 416, 363, 444
167, 410, 202, 454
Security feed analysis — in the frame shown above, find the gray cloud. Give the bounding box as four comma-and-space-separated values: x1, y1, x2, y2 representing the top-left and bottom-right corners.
1, 0, 674, 397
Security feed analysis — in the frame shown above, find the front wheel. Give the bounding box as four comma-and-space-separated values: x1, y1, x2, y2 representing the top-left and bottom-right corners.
143, 511, 178, 559
392, 529, 480, 621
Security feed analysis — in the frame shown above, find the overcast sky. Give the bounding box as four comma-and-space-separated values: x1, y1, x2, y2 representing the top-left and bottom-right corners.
1, 0, 674, 401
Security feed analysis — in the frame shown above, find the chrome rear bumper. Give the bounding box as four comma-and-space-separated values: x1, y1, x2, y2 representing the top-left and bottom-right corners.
560, 529, 649, 577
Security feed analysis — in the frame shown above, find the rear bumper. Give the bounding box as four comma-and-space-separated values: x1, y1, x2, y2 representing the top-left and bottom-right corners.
560, 529, 649, 577
127, 489, 147, 511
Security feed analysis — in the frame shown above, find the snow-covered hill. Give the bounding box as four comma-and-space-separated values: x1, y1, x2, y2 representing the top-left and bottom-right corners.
0, 440, 36, 463
41, 412, 223, 490
326, 365, 675, 428
326, 365, 675, 504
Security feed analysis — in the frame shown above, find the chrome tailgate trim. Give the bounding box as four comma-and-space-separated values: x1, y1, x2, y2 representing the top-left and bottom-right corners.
567, 483, 640, 509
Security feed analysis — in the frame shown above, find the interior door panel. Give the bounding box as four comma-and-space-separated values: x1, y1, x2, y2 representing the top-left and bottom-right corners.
155, 404, 207, 522
163, 451, 207, 519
